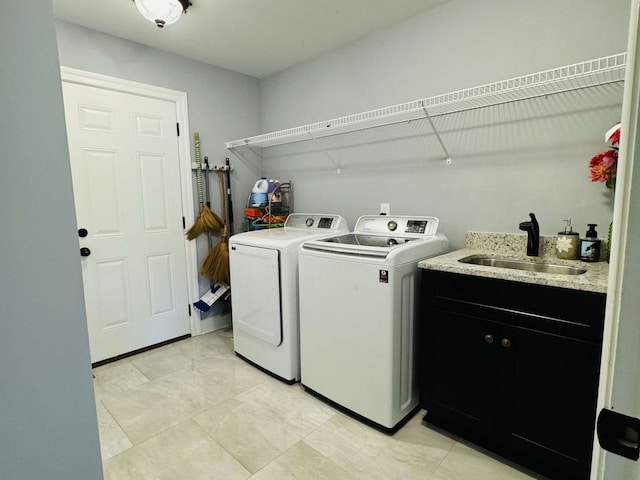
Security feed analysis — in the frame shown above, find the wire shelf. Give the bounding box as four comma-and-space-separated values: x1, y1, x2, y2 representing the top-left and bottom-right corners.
226, 52, 626, 150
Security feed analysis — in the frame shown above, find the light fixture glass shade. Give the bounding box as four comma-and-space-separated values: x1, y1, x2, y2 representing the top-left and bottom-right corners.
134, 0, 186, 28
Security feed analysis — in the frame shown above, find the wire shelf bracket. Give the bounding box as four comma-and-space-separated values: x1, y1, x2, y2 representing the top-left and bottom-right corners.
421, 100, 452, 164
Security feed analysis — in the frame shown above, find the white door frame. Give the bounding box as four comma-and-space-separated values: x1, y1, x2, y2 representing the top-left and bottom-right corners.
590, 1, 640, 477
60, 66, 203, 336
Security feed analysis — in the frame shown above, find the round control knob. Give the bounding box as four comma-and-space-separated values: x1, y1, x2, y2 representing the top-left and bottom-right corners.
484, 334, 494, 344
387, 220, 397, 231
305, 218, 314, 227
502, 338, 512, 348
387, 238, 398, 246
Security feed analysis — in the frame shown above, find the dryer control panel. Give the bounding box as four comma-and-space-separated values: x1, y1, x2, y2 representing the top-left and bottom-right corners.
284, 214, 347, 231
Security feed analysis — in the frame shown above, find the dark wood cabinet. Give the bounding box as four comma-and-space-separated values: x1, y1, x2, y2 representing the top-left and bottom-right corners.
420, 270, 606, 480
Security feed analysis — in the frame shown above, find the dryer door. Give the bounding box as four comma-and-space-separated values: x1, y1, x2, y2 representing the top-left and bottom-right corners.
230, 244, 282, 346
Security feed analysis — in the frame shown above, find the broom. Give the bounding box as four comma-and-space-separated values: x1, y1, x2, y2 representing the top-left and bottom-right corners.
199, 170, 230, 285
186, 133, 222, 240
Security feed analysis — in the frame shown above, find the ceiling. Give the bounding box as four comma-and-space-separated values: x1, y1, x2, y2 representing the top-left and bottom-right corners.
52, 0, 448, 79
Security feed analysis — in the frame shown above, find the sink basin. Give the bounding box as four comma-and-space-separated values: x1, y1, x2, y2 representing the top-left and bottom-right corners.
459, 256, 587, 275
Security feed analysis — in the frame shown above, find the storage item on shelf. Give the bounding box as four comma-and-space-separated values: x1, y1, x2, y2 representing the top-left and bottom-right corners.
244, 180, 293, 231
250, 177, 269, 206
268, 179, 282, 206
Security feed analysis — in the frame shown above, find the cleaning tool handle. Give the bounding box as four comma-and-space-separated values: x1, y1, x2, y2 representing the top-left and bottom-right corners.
194, 132, 204, 204
204, 156, 211, 209
225, 157, 234, 236
218, 170, 226, 224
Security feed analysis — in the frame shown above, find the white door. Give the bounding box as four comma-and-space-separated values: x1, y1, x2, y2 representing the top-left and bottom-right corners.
593, 2, 640, 478
229, 244, 282, 346
62, 81, 190, 363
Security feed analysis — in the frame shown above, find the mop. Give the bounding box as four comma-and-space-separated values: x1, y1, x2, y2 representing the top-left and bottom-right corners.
193, 158, 229, 312
193, 283, 229, 312
221, 157, 234, 306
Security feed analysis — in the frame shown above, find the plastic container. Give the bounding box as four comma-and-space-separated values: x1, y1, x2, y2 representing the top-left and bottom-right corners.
580, 224, 601, 262
268, 179, 282, 207
250, 177, 268, 206
556, 219, 579, 260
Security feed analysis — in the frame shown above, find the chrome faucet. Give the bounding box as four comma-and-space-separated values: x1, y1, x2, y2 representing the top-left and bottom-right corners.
519, 213, 540, 256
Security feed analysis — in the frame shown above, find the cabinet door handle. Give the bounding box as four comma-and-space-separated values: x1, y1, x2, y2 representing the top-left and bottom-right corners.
501, 338, 512, 348
484, 334, 494, 344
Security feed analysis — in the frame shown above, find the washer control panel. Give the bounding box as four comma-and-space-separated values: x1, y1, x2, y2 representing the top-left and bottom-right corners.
356, 215, 440, 237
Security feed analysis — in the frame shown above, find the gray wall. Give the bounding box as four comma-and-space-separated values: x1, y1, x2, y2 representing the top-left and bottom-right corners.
259, 0, 631, 248
0, 2, 103, 479
55, 21, 261, 320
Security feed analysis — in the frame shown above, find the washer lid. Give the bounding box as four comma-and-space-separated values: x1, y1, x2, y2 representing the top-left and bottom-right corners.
301, 216, 445, 259
320, 233, 417, 247
301, 234, 414, 258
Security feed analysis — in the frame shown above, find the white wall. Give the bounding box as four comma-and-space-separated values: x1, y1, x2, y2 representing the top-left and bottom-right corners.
259, 0, 632, 248
0, 2, 103, 479
55, 21, 262, 325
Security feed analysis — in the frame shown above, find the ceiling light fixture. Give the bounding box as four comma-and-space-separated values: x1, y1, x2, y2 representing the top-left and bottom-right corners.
133, 0, 192, 28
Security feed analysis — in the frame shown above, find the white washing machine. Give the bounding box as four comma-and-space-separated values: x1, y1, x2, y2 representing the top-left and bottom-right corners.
229, 213, 349, 383
298, 215, 448, 431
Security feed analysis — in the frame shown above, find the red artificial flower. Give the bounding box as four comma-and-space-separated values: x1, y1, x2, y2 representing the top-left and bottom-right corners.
606, 122, 621, 146
590, 149, 618, 187
590, 123, 620, 190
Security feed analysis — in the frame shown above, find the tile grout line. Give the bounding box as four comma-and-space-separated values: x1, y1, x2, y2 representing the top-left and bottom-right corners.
188, 418, 254, 477
95, 398, 136, 458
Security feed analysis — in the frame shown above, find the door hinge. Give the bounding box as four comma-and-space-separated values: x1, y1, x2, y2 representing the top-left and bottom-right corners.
188, 304, 192, 316
176, 123, 180, 136
182, 216, 186, 229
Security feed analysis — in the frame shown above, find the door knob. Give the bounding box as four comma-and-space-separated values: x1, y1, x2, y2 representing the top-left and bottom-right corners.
484, 334, 494, 344
78, 228, 88, 238
597, 408, 640, 460
501, 338, 512, 348
80, 247, 91, 257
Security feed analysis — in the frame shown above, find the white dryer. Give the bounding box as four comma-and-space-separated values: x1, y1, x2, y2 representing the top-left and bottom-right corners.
229, 213, 349, 383
298, 215, 448, 431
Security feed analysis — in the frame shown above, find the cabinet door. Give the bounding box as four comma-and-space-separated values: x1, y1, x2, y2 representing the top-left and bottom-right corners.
421, 307, 499, 439
497, 325, 601, 480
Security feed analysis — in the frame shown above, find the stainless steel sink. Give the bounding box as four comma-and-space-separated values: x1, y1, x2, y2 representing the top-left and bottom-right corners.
459, 256, 587, 275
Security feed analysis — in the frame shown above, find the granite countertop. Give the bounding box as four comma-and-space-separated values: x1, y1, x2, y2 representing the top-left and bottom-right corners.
419, 232, 609, 293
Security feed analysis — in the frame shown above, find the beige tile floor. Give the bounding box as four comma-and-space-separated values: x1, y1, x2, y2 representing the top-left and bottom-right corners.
94, 329, 548, 479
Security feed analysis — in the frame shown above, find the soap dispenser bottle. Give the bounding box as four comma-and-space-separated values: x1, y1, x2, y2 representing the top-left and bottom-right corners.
556, 219, 579, 260
580, 224, 601, 262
